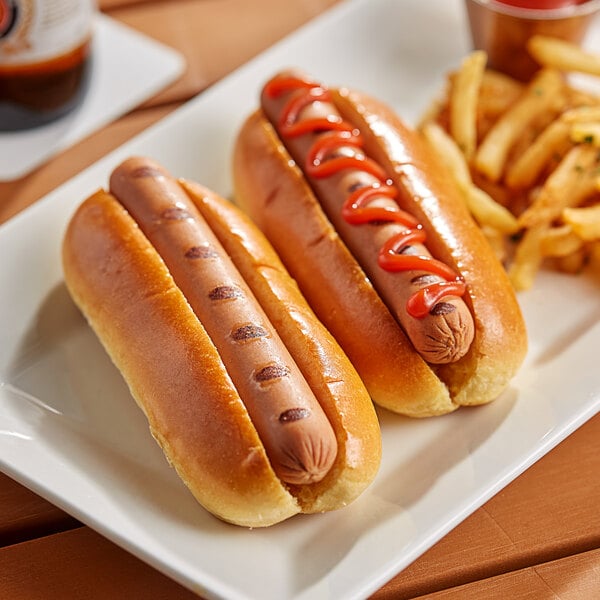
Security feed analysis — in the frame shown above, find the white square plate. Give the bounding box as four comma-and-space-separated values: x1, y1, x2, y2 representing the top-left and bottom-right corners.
1, 1, 599, 599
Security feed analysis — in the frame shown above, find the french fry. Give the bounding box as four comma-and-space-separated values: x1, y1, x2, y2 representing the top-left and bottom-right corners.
562, 204, 600, 240
528, 35, 600, 76
421, 122, 519, 233
478, 70, 524, 119
587, 241, 600, 273
553, 248, 587, 274
421, 121, 471, 187
509, 225, 546, 290
474, 69, 565, 182
562, 105, 600, 123
449, 50, 487, 160
505, 118, 572, 189
465, 185, 520, 234
518, 143, 600, 229
540, 224, 583, 257
570, 121, 600, 146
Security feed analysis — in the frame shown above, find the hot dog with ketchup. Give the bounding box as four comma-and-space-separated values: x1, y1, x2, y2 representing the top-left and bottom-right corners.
233, 71, 527, 417
62, 156, 381, 527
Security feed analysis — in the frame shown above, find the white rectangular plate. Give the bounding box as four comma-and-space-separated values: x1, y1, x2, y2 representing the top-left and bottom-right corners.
1, 0, 599, 599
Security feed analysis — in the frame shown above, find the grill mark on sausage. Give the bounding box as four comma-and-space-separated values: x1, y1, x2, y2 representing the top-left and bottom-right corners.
255, 363, 291, 382
347, 180, 371, 194
130, 165, 163, 179
397, 244, 419, 255
185, 245, 219, 259
409, 275, 457, 315
411, 274, 439, 285
208, 285, 243, 301
279, 407, 311, 423
161, 207, 192, 221
345, 180, 390, 225
232, 323, 268, 341
430, 302, 456, 316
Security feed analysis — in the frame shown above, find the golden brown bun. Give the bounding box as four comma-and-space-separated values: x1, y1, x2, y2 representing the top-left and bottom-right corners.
62, 186, 380, 527
232, 90, 527, 415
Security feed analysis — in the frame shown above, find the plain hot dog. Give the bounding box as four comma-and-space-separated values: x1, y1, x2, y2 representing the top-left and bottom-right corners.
62, 156, 381, 526
233, 71, 528, 417
109, 159, 337, 486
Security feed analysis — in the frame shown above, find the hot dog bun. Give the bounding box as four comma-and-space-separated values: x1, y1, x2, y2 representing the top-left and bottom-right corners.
61, 158, 381, 527
232, 73, 527, 417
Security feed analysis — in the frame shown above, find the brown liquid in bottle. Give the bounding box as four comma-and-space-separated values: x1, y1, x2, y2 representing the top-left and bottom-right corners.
0, 0, 94, 131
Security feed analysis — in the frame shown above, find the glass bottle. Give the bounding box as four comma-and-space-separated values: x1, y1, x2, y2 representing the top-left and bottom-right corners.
0, 0, 95, 131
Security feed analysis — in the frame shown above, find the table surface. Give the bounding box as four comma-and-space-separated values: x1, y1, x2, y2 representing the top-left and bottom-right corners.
1, 1, 599, 599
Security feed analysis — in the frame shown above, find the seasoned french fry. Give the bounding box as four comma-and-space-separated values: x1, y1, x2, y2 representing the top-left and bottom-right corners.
509, 225, 546, 290
518, 144, 600, 229
479, 70, 524, 118
562, 204, 600, 240
587, 241, 600, 272
570, 121, 600, 146
421, 122, 471, 187
528, 35, 600, 76
474, 69, 565, 182
540, 224, 583, 257
466, 185, 520, 234
421, 122, 519, 233
505, 118, 571, 189
562, 105, 600, 123
553, 248, 587, 274
449, 50, 487, 160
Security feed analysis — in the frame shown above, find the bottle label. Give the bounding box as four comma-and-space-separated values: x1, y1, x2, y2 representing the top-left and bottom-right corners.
0, 0, 94, 66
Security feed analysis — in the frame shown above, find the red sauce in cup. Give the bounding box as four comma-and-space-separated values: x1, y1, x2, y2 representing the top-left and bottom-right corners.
465, 0, 600, 81
497, 1, 587, 7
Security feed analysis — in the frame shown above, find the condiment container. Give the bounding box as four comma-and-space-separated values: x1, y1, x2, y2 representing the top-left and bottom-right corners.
464, 0, 600, 81
0, 0, 95, 130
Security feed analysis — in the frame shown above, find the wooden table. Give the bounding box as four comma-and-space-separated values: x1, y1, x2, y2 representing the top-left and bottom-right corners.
1, 1, 599, 598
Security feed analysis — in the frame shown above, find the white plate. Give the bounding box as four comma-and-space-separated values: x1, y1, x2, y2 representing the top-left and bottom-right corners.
0, 14, 185, 180
1, 0, 599, 599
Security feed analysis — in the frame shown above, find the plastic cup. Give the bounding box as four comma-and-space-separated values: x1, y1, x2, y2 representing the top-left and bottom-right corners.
464, 0, 600, 81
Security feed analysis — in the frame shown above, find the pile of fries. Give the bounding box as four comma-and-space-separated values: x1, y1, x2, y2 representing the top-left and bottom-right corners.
419, 35, 600, 290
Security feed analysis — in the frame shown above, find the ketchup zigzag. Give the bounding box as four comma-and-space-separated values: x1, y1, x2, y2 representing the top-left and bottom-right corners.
264, 75, 467, 319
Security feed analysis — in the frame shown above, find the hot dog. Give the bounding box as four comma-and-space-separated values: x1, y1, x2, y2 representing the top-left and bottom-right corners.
62, 156, 381, 527
233, 71, 528, 417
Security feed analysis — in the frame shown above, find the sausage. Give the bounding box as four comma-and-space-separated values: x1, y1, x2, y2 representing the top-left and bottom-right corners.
260, 73, 475, 364
109, 157, 337, 485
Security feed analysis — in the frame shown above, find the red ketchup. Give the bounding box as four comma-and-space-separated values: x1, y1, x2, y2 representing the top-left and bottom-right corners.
495, 0, 588, 7
264, 75, 467, 319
